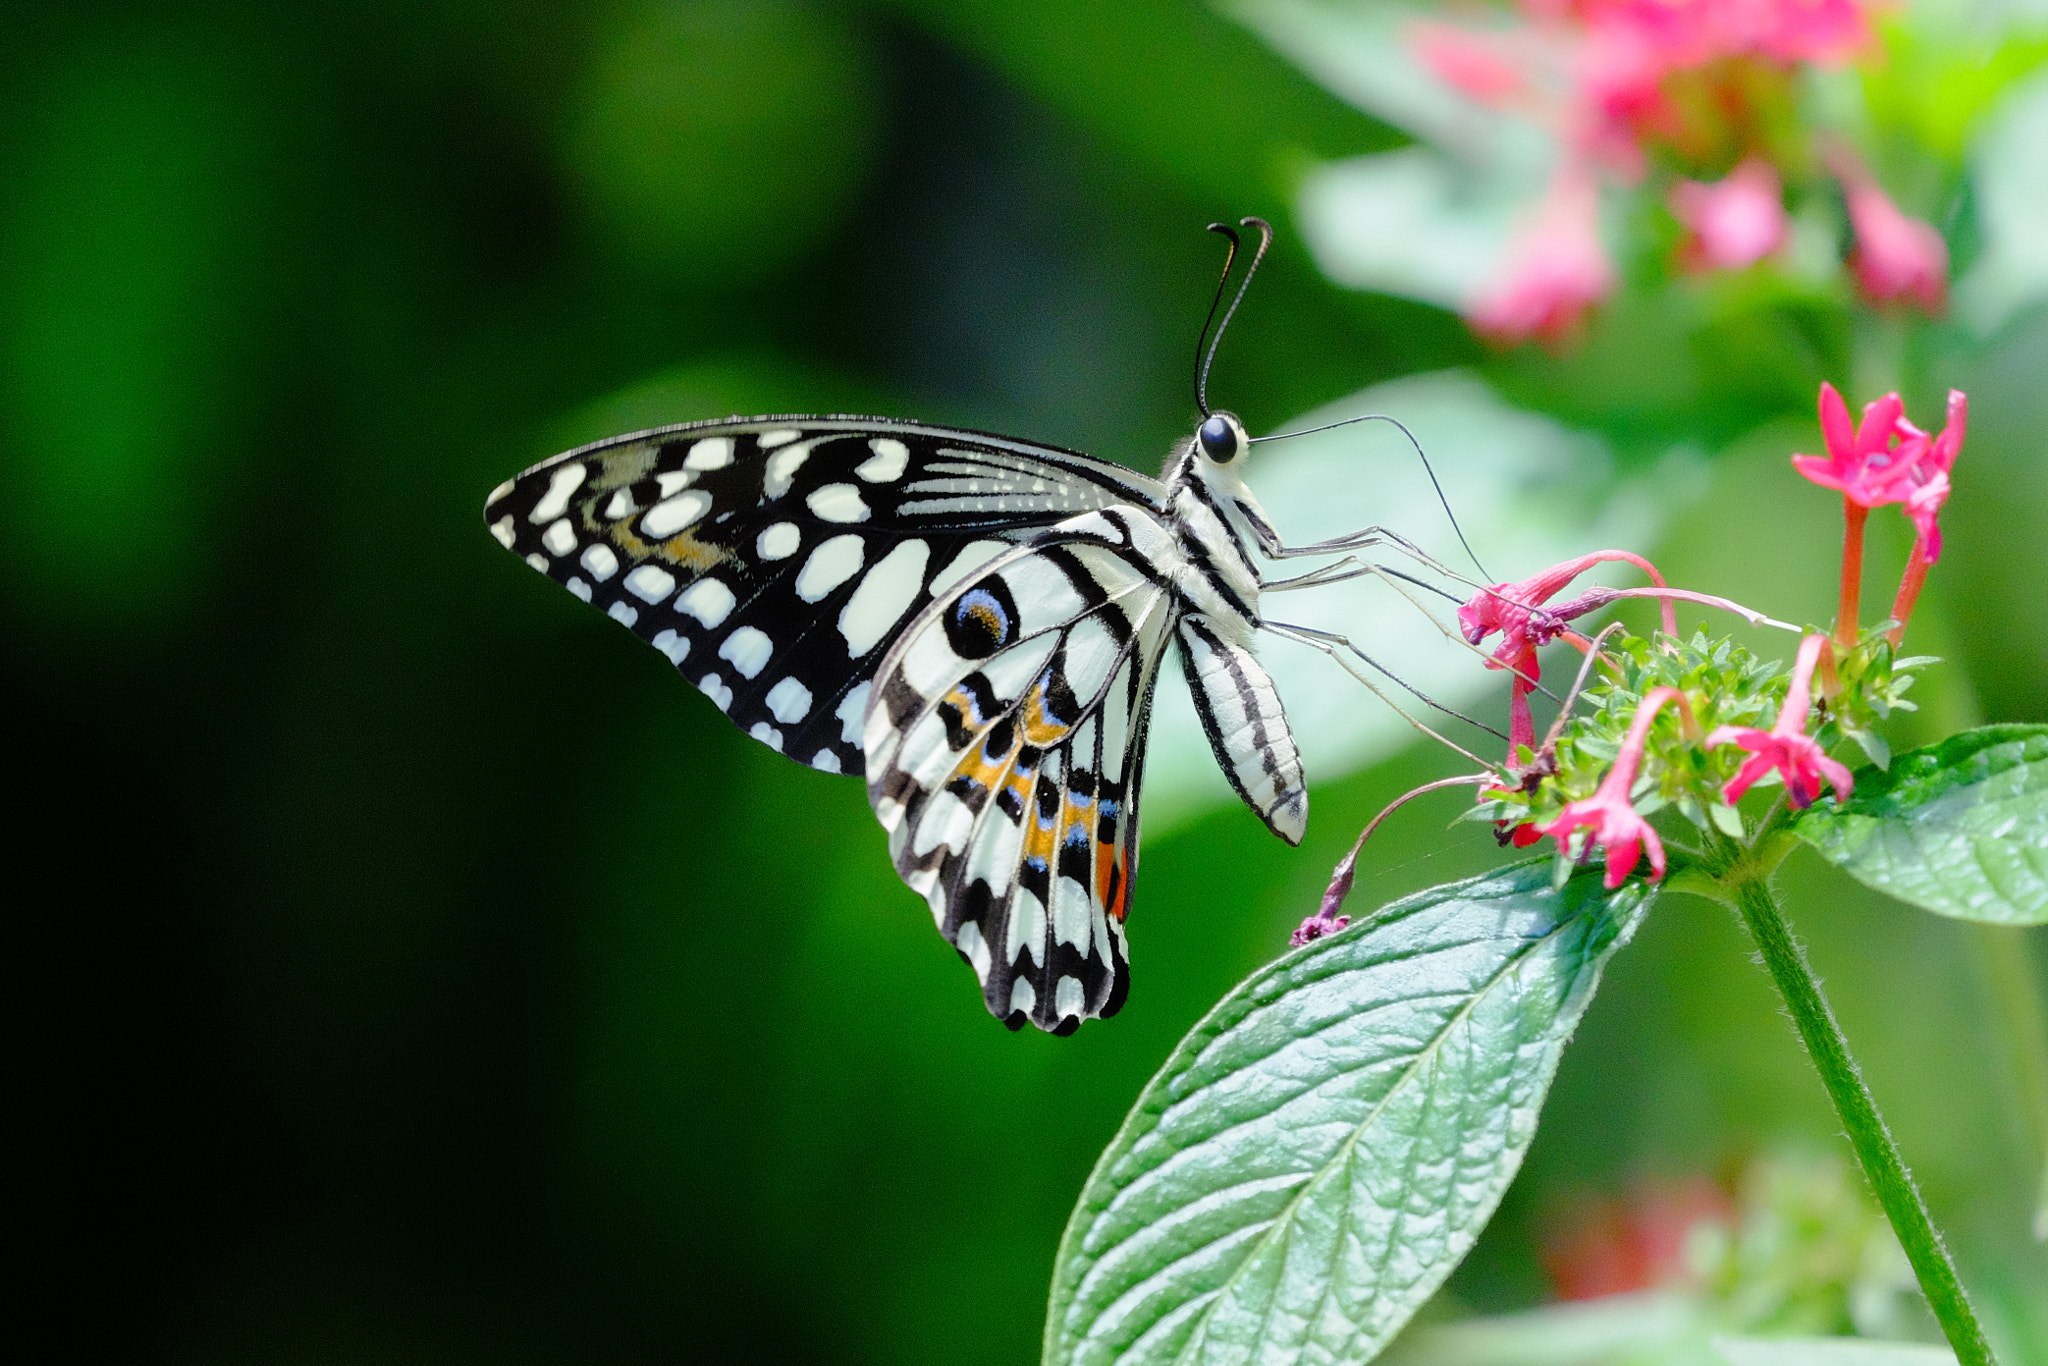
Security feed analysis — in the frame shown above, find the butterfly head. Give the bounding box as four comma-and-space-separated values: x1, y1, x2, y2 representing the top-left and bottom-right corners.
1196, 411, 1249, 466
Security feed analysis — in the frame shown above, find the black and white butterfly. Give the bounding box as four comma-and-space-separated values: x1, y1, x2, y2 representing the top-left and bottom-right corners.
486, 221, 1399, 1034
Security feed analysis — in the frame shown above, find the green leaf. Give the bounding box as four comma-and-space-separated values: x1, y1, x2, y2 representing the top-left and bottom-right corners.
1791, 724, 2048, 926
1043, 864, 1652, 1366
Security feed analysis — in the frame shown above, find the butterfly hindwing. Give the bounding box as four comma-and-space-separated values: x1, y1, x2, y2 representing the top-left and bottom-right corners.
864, 510, 1181, 1032
485, 417, 1165, 773
1178, 614, 1309, 845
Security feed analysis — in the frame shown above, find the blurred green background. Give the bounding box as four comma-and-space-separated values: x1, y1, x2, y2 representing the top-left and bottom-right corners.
8, 1, 2046, 1362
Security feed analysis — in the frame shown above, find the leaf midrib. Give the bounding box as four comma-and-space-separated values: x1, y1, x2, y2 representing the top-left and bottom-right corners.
1062, 901, 1587, 1363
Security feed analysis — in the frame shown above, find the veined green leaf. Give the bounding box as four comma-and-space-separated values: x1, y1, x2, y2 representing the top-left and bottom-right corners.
1043, 864, 1651, 1366
1791, 724, 2048, 925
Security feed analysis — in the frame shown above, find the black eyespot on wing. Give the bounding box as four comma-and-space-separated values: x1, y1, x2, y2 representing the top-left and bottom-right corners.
945, 576, 1020, 658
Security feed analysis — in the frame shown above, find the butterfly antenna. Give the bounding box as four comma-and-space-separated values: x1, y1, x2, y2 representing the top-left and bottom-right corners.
1251, 411, 1491, 581
1194, 216, 1272, 417
1193, 223, 1240, 418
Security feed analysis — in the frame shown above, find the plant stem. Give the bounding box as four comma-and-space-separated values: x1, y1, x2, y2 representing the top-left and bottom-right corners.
1726, 871, 1998, 1365
1836, 498, 1868, 651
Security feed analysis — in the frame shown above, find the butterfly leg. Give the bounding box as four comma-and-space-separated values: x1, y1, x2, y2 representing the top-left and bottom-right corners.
1260, 619, 1505, 769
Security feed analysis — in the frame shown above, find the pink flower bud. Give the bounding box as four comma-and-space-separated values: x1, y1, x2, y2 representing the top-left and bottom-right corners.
1669, 158, 1786, 271
1467, 168, 1616, 346
1841, 170, 1948, 313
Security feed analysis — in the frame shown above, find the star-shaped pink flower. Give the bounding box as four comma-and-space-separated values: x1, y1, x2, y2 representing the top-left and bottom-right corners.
1790, 382, 1925, 509
1894, 388, 1967, 564
1533, 686, 1681, 889
1707, 634, 1853, 808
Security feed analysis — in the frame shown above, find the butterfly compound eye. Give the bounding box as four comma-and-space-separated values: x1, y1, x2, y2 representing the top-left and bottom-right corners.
1198, 413, 1242, 463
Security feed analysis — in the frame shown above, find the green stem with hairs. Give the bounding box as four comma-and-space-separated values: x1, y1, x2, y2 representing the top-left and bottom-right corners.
1713, 844, 1997, 1365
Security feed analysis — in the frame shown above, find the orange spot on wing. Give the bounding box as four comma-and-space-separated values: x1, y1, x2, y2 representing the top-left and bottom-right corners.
1018, 684, 1071, 747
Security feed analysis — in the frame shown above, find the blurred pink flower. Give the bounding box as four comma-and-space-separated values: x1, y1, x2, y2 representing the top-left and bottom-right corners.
1565, 0, 1871, 172
1468, 169, 1615, 345
1708, 633, 1853, 808
1533, 686, 1682, 888
1410, 20, 1534, 107
1835, 155, 1948, 313
1542, 1174, 1734, 1301
1669, 157, 1786, 270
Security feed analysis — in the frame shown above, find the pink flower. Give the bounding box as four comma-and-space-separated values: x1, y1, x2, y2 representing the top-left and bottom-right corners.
1896, 388, 1967, 563
1289, 910, 1351, 947
1410, 20, 1534, 106
1837, 162, 1948, 313
1533, 686, 1681, 888
1468, 168, 1616, 346
1460, 549, 1672, 757
1707, 634, 1853, 807
1669, 158, 1786, 271
1790, 381, 1926, 508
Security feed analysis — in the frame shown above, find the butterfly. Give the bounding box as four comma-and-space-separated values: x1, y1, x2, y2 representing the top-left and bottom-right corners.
486, 220, 1387, 1034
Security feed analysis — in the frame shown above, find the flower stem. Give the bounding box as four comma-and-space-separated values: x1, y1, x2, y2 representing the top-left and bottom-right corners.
1726, 871, 1998, 1365
1837, 498, 1868, 651
1890, 538, 1932, 647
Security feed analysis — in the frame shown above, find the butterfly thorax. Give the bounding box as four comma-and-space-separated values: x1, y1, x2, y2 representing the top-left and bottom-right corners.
1156, 415, 1273, 642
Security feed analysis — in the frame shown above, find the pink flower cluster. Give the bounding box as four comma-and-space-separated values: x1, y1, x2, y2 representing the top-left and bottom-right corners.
1793, 382, 1966, 647
1413, 0, 1948, 344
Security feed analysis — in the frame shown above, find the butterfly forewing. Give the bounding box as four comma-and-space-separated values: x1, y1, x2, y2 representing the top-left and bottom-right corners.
864, 510, 1181, 1032
485, 417, 1165, 773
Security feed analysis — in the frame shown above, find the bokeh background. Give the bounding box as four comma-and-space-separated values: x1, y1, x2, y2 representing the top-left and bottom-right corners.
9, 1, 2047, 1362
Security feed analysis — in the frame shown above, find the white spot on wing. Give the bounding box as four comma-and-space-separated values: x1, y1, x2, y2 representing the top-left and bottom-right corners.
927, 540, 1010, 597
757, 428, 801, 448
953, 919, 993, 983
542, 518, 577, 556
700, 673, 733, 711
795, 534, 864, 602
756, 522, 800, 561
656, 470, 693, 497
580, 543, 619, 581
529, 462, 586, 522
839, 539, 931, 655
718, 625, 773, 678
604, 489, 636, 520
764, 676, 813, 724
837, 681, 871, 745
487, 478, 515, 506
607, 600, 639, 628
526, 552, 549, 573
567, 577, 592, 602
685, 436, 734, 470
807, 483, 870, 523
1055, 976, 1085, 1020
749, 721, 784, 751
856, 438, 909, 483
763, 442, 810, 497
1008, 978, 1036, 1017
624, 565, 676, 602
811, 748, 842, 773
675, 578, 735, 626
652, 629, 689, 664
640, 490, 711, 538
914, 789, 973, 858
1010, 888, 1047, 967
489, 515, 515, 549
